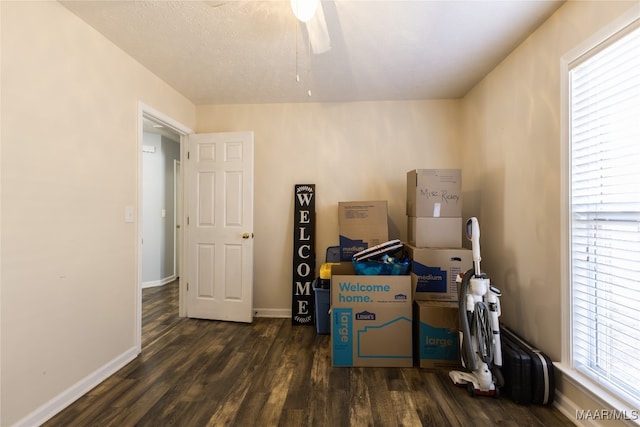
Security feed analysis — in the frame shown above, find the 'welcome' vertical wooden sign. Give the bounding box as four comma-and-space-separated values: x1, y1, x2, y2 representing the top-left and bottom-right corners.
292, 184, 315, 325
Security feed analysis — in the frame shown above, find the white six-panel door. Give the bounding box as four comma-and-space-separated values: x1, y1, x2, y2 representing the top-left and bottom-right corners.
186, 132, 254, 323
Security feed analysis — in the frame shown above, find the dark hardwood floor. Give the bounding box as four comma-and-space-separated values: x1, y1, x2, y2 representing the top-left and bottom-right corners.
43, 281, 574, 426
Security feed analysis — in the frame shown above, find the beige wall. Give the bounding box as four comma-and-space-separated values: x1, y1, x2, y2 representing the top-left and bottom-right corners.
461, 0, 638, 420
196, 101, 462, 313
0, 2, 195, 425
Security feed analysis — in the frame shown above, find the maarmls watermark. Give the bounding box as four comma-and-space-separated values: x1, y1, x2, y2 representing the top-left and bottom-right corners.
576, 409, 639, 421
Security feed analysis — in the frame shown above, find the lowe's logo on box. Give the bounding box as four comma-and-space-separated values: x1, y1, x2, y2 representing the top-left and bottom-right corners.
395, 294, 408, 300
412, 262, 447, 293
356, 310, 376, 320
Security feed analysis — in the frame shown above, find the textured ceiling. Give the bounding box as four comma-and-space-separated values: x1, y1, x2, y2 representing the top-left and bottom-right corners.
61, 0, 564, 105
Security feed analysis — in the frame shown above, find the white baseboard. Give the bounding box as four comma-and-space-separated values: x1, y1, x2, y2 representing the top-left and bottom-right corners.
142, 275, 177, 289
253, 308, 291, 318
554, 389, 584, 426
13, 347, 139, 427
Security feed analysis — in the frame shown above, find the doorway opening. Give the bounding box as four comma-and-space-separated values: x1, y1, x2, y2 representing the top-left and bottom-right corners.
136, 103, 192, 352
141, 116, 181, 288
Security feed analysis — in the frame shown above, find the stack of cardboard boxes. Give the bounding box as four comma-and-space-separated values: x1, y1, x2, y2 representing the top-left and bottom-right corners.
406, 169, 469, 369
332, 201, 413, 367
328, 174, 472, 369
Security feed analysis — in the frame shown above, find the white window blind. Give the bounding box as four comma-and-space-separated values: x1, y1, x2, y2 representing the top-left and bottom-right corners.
569, 23, 640, 404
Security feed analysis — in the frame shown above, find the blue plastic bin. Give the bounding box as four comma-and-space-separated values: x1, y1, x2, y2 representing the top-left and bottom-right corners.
313, 282, 330, 334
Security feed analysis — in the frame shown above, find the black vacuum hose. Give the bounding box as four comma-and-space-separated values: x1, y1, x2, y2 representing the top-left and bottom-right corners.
458, 268, 477, 371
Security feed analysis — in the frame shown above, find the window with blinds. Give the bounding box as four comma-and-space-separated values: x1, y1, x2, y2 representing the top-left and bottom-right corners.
569, 22, 640, 404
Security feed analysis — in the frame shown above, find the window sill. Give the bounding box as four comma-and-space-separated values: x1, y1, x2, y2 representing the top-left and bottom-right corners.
554, 362, 640, 426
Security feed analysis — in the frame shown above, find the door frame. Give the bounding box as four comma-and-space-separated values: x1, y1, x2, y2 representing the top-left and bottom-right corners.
173, 159, 182, 279
136, 102, 193, 353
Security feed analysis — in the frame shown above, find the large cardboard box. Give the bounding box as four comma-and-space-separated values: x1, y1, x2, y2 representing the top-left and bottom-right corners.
408, 216, 462, 248
406, 169, 462, 218
331, 263, 412, 367
338, 201, 389, 261
413, 301, 462, 369
406, 245, 472, 302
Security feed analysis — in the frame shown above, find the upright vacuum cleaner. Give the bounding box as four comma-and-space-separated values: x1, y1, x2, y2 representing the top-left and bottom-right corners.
449, 217, 504, 396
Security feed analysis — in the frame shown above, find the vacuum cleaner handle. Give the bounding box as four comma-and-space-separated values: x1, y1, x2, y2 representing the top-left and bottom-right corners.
466, 217, 482, 276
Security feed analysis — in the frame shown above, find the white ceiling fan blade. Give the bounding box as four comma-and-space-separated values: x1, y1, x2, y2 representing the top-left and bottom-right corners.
305, 0, 331, 54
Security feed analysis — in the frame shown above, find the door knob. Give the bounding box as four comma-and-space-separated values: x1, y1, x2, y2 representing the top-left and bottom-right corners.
242, 232, 252, 239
